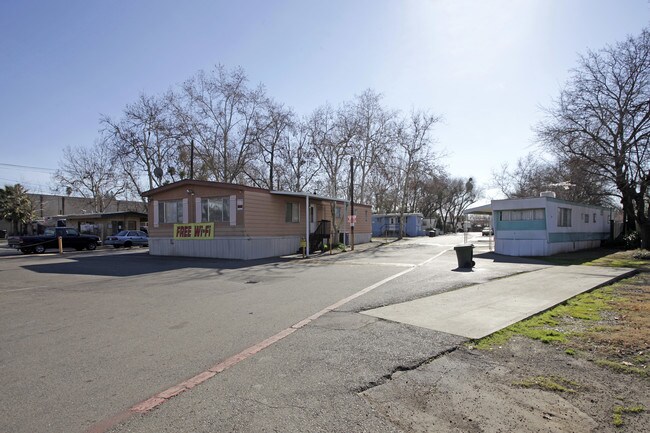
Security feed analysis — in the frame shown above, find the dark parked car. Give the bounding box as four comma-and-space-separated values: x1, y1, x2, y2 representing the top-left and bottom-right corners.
13, 227, 100, 254
104, 230, 149, 248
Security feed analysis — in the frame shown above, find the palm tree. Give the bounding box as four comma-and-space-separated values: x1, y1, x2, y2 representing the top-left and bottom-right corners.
0, 184, 35, 235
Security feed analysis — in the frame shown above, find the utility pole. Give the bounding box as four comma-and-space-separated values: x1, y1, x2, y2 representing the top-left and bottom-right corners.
350, 157, 355, 251
190, 139, 195, 180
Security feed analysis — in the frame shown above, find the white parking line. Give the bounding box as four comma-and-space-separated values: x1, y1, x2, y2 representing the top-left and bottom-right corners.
1, 286, 50, 293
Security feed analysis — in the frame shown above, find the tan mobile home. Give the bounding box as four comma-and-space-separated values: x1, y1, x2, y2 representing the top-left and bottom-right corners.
142, 180, 372, 260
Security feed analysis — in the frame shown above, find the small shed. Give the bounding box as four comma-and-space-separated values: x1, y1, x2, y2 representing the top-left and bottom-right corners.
491, 196, 612, 256
142, 180, 372, 260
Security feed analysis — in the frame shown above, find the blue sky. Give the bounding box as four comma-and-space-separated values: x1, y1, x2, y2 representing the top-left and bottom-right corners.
1, 0, 648, 198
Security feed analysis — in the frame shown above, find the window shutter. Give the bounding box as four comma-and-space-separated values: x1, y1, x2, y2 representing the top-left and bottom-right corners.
153, 200, 159, 228
183, 198, 189, 224
195, 197, 202, 223
230, 195, 236, 226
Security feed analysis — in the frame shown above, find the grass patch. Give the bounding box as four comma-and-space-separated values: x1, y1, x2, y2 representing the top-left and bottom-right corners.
595, 359, 649, 378
595, 258, 648, 268
471, 320, 566, 350
539, 248, 650, 270
471, 288, 614, 350
565, 348, 576, 356
513, 375, 578, 393
612, 405, 645, 427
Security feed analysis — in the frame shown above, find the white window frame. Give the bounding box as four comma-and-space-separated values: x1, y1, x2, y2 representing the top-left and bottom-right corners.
500, 209, 544, 221
557, 207, 572, 227
286, 202, 300, 223
201, 196, 230, 223
158, 200, 183, 224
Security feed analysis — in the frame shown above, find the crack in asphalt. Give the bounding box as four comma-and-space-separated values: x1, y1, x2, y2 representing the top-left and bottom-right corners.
355, 346, 460, 394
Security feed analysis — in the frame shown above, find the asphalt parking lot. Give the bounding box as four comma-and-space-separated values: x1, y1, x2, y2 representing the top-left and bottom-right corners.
3, 234, 627, 433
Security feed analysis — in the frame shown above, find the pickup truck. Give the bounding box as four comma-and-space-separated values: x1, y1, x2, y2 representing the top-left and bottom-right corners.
10, 227, 101, 254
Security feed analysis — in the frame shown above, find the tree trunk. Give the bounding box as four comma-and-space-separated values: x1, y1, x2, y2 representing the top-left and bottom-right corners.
641, 223, 650, 250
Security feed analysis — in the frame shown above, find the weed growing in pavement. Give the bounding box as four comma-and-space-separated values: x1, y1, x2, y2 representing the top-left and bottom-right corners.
612, 404, 645, 427
512, 375, 579, 393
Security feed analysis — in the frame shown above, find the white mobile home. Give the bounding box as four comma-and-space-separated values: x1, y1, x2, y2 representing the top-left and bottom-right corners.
492, 196, 611, 257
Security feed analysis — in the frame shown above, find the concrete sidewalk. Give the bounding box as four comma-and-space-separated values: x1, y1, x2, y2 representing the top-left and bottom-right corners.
362, 265, 637, 339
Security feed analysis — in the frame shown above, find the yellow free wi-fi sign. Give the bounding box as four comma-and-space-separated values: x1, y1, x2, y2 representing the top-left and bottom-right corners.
173, 223, 215, 239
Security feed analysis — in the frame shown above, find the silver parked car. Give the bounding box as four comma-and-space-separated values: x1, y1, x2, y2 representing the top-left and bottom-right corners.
104, 230, 149, 248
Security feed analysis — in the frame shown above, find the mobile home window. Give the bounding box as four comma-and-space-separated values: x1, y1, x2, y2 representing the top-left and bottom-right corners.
158, 200, 183, 224
593, 213, 597, 223
500, 209, 544, 221
557, 207, 572, 227
584, 213, 589, 223
286, 203, 300, 223
201, 197, 230, 222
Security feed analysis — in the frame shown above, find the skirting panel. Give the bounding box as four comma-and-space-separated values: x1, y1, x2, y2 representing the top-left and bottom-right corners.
150, 236, 300, 260
355, 232, 372, 244
496, 239, 602, 257
149, 233, 373, 260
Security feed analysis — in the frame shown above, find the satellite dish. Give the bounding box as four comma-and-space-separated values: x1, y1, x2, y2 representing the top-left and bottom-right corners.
153, 167, 163, 179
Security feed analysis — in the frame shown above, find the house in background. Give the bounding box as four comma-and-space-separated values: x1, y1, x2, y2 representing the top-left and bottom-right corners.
62, 211, 148, 241
0, 192, 146, 236
142, 180, 372, 260
491, 195, 612, 256
372, 213, 424, 237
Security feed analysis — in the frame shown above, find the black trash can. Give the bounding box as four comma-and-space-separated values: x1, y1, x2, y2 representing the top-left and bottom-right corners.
428, 230, 436, 237
454, 244, 475, 268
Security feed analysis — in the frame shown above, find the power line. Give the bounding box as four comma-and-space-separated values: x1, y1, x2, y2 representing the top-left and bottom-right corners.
0, 163, 57, 173
0, 177, 54, 193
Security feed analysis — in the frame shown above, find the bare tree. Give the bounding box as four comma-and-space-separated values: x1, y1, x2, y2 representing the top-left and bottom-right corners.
394, 110, 441, 238
493, 152, 613, 205
179, 65, 265, 184
309, 104, 354, 198
53, 143, 126, 213
537, 29, 650, 247
492, 153, 551, 199
247, 100, 293, 189
347, 89, 396, 204
101, 92, 182, 196
308, 103, 357, 242
277, 117, 320, 191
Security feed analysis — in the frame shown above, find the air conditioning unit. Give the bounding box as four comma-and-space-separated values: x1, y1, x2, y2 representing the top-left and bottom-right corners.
540, 191, 556, 198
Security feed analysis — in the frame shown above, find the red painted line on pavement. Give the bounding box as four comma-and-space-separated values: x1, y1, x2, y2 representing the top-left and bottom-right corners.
180, 370, 216, 389
82, 409, 134, 433
130, 397, 166, 414
85, 252, 443, 432
156, 384, 187, 400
